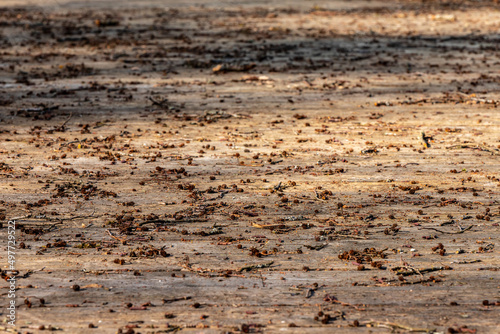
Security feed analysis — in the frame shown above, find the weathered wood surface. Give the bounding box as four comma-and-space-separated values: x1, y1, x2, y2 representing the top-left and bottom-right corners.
0, 0, 499, 333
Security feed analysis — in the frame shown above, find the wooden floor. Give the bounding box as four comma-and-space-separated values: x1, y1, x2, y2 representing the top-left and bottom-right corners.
0, 0, 499, 333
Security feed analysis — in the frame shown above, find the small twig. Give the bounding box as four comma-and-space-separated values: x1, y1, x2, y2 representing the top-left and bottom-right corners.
138, 218, 208, 226
59, 112, 73, 128
391, 266, 449, 277
106, 229, 127, 243
239, 261, 274, 272
60, 209, 97, 222
46, 222, 64, 232
162, 296, 192, 304
397, 256, 424, 279
421, 225, 472, 234
365, 320, 435, 333
446, 144, 500, 155
324, 294, 365, 311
